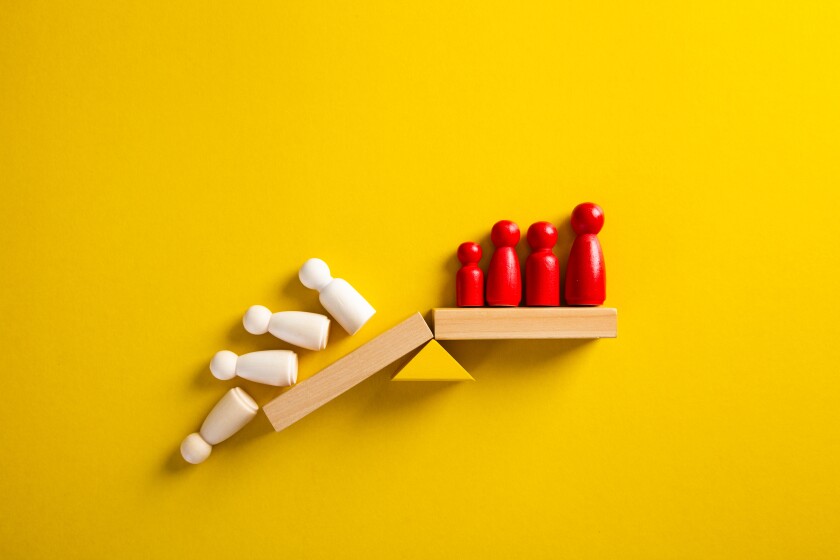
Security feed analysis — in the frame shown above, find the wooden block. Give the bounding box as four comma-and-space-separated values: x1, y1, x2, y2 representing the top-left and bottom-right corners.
263, 312, 433, 432
432, 307, 617, 340
392, 340, 474, 381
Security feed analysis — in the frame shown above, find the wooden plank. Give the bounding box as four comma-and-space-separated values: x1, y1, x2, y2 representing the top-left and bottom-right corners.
262, 312, 433, 432
432, 307, 617, 340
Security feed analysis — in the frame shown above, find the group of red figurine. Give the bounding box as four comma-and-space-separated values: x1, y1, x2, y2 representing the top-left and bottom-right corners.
456, 202, 606, 307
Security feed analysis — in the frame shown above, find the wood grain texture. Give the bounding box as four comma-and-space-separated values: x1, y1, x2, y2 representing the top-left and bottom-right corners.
263, 312, 433, 432
433, 307, 617, 339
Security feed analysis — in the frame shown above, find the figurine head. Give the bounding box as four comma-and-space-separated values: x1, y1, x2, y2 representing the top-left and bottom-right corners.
457, 242, 482, 265
526, 221, 558, 249
571, 203, 604, 235
242, 305, 272, 335
209, 350, 239, 380
490, 220, 520, 247
299, 258, 333, 291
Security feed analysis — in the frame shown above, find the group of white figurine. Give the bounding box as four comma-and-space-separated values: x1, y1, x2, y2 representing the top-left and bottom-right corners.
180, 258, 376, 464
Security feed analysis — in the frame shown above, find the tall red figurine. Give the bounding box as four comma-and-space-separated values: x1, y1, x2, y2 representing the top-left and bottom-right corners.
564, 202, 606, 306
525, 221, 560, 306
486, 220, 522, 306
456, 242, 484, 307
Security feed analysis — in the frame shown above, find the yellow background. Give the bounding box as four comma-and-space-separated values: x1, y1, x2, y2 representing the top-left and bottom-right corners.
2, 1, 839, 558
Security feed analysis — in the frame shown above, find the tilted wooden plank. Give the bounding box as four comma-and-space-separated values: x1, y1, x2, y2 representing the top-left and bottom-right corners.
263, 312, 433, 432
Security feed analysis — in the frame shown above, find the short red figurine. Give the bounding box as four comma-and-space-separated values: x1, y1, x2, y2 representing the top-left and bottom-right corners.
564, 202, 606, 306
486, 220, 522, 306
525, 221, 560, 306
456, 242, 484, 307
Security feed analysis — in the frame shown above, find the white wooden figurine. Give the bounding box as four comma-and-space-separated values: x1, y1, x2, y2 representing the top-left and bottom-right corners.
180, 387, 258, 464
210, 350, 297, 386
242, 305, 330, 351
298, 258, 376, 335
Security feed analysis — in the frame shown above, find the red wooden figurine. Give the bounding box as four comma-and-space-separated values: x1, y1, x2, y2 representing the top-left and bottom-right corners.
486, 220, 522, 306
525, 221, 560, 306
456, 242, 484, 307
564, 202, 606, 306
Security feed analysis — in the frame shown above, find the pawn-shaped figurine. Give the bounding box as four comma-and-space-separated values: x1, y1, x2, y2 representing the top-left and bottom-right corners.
180, 387, 258, 464
486, 220, 522, 306
299, 258, 376, 335
456, 242, 484, 307
564, 202, 606, 306
210, 350, 298, 387
243, 306, 330, 351
525, 221, 560, 306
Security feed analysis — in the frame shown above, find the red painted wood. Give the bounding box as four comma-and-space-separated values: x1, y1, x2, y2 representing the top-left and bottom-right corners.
564, 203, 606, 306
486, 220, 522, 306
525, 221, 560, 306
456, 242, 484, 307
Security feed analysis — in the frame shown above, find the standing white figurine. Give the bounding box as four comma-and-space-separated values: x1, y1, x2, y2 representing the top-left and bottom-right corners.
299, 258, 376, 335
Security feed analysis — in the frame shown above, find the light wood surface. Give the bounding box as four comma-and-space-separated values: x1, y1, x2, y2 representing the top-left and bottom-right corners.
263, 312, 433, 431
432, 307, 618, 339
